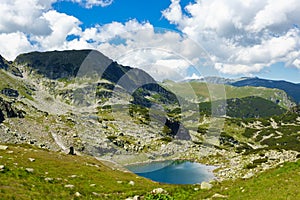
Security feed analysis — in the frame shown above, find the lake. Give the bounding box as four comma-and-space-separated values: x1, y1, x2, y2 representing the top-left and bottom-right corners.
125, 160, 216, 184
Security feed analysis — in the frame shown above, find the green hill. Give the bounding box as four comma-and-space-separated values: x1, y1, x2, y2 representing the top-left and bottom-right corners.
199, 96, 287, 118
162, 80, 293, 109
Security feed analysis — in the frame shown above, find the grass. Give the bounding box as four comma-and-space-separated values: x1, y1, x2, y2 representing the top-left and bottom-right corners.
0, 69, 34, 100
0, 144, 300, 199
162, 81, 291, 109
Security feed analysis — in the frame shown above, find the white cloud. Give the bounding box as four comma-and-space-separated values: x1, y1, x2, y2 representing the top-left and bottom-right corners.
162, 0, 300, 75
0, 32, 35, 61
0, 0, 54, 35
33, 10, 82, 50
69, 0, 113, 8
0, 0, 218, 81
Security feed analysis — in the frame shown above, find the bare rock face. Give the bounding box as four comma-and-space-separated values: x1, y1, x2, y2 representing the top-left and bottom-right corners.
0, 97, 25, 122
1, 88, 19, 98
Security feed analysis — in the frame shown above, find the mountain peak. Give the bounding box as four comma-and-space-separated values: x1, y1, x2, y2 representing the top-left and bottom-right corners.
14, 49, 115, 79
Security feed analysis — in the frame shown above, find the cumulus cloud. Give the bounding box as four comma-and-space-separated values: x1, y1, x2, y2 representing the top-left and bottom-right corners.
0, 32, 35, 61
162, 0, 300, 74
0, 0, 217, 81
0, 0, 54, 35
69, 0, 113, 8
33, 10, 82, 50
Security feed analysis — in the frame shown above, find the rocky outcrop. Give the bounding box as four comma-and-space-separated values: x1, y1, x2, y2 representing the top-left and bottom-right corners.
1, 88, 19, 98
0, 97, 25, 122
0, 55, 9, 70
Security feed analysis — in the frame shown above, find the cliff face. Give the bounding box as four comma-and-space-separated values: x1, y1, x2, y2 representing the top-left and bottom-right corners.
0, 97, 24, 123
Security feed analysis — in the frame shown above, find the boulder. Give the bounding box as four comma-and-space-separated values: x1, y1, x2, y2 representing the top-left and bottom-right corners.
201, 181, 213, 190
1, 88, 19, 98
25, 168, 34, 173
212, 193, 228, 198
0, 145, 8, 150
128, 181, 135, 186
151, 188, 167, 194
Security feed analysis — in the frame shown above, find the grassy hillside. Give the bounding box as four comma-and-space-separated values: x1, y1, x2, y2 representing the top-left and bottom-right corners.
162, 81, 292, 109
199, 96, 286, 118
0, 144, 300, 199
0, 69, 33, 100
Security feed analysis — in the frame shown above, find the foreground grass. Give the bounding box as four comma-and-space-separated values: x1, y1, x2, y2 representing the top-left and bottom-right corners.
0, 144, 197, 199
0, 144, 300, 199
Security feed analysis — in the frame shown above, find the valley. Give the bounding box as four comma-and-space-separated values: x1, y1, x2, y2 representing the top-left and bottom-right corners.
0, 49, 300, 199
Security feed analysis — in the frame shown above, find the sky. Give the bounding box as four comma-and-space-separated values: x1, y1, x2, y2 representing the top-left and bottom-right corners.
0, 0, 300, 83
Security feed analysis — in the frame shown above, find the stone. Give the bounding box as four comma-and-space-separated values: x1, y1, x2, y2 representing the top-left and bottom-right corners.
74, 192, 81, 197
28, 158, 35, 162
211, 193, 228, 198
68, 146, 76, 155
1, 88, 19, 98
92, 192, 100, 196
242, 172, 254, 179
44, 177, 53, 181
201, 182, 213, 190
128, 181, 135, 186
151, 188, 166, 194
64, 184, 75, 189
117, 181, 123, 184
0, 165, 5, 170
90, 184, 96, 187
0, 145, 8, 150
25, 168, 34, 173
133, 195, 140, 200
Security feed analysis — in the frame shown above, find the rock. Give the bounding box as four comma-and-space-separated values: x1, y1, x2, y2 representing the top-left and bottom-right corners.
194, 187, 199, 191
64, 184, 75, 189
90, 184, 96, 187
25, 168, 34, 173
242, 172, 254, 179
74, 192, 81, 197
28, 158, 35, 162
151, 188, 167, 194
7, 151, 13, 154
211, 193, 228, 198
1, 88, 19, 98
0, 165, 5, 170
68, 146, 76, 155
117, 181, 123, 184
0, 145, 8, 150
133, 195, 140, 200
128, 181, 135, 186
44, 177, 53, 181
201, 182, 213, 190
92, 192, 100, 196
69, 175, 77, 178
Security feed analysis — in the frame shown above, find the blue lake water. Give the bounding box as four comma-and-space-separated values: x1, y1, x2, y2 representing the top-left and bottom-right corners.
125, 160, 216, 184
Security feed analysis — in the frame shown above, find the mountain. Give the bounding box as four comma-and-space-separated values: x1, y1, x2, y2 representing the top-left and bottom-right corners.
231, 77, 300, 103
0, 55, 10, 70
199, 96, 287, 118
162, 80, 294, 109
1, 50, 300, 199
183, 76, 236, 84
15, 50, 178, 107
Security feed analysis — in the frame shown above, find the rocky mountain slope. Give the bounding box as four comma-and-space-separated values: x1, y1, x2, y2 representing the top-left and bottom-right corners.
0, 49, 299, 183
230, 77, 300, 103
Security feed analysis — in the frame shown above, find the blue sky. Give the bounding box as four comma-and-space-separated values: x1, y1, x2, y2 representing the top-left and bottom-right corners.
0, 0, 300, 83
53, 0, 187, 30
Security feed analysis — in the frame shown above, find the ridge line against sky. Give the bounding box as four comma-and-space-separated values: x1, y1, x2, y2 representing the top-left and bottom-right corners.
0, 0, 299, 83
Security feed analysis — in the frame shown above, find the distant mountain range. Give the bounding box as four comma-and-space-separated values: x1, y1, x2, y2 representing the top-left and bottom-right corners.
184, 76, 300, 104
231, 77, 300, 103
